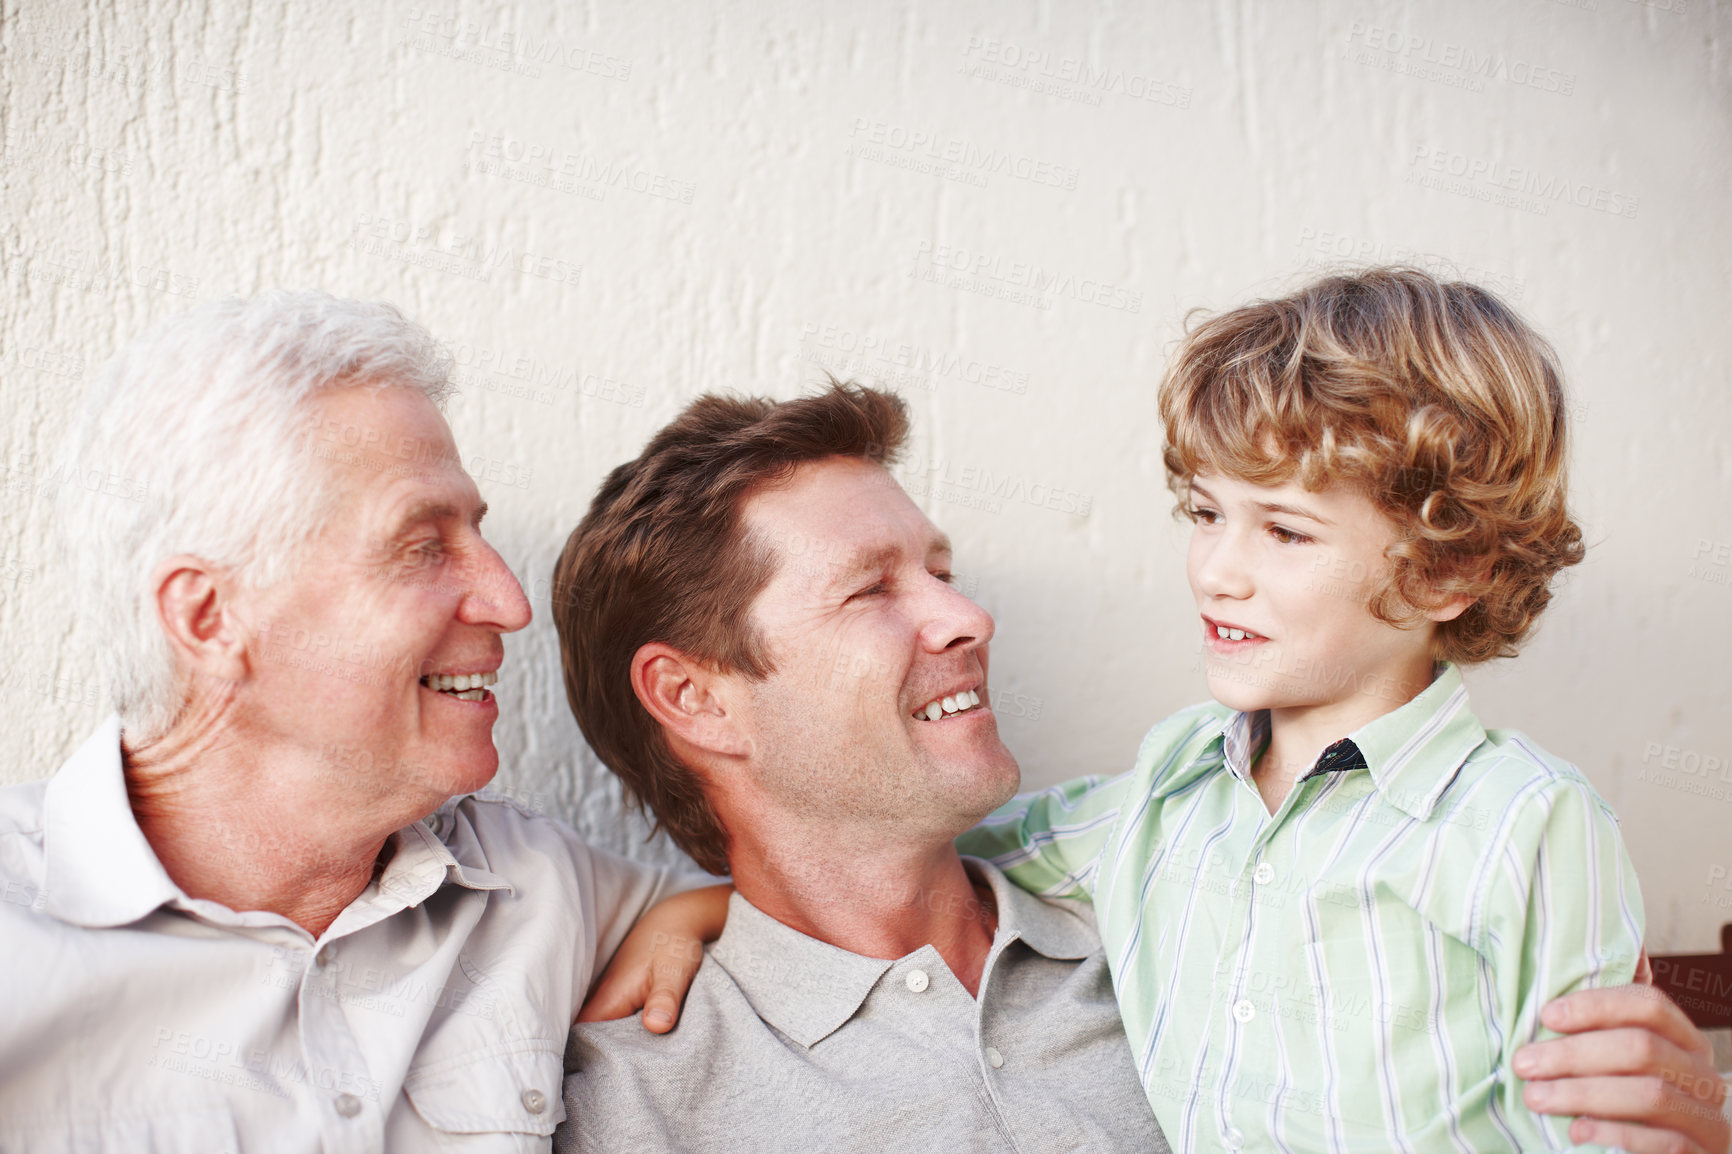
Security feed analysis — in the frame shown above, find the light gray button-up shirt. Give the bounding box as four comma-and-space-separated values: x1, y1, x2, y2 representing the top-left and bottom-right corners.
0, 718, 698, 1153
557, 859, 1171, 1153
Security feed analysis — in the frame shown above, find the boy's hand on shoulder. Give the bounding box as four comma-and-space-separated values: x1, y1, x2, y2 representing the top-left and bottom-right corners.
579, 884, 734, 1033
1514, 983, 1729, 1154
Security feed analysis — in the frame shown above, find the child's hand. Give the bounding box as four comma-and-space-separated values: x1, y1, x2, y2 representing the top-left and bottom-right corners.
1514, 983, 1728, 1154
579, 884, 733, 1033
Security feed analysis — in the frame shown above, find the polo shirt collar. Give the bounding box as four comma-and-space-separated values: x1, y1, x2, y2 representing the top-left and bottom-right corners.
708, 858, 1097, 1049
42, 717, 510, 930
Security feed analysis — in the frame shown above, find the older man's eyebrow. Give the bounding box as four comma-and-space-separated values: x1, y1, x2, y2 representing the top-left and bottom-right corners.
382, 499, 487, 543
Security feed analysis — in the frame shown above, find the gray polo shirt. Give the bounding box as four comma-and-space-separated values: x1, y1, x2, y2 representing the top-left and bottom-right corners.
557, 858, 1170, 1152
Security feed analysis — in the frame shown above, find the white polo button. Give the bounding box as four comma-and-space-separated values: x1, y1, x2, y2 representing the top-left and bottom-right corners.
334, 1093, 362, 1118
1232, 999, 1256, 1023
905, 969, 930, 993
316, 945, 335, 968
521, 1088, 546, 1114
1253, 862, 1275, 885
985, 1047, 1004, 1069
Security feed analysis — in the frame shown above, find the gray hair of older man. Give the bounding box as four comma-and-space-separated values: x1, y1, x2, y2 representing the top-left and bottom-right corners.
54, 291, 454, 740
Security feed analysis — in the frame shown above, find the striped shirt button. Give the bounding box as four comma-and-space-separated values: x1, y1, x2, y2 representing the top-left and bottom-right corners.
1253, 862, 1274, 884
1231, 999, 1255, 1023
905, 969, 929, 993
1222, 1126, 1245, 1149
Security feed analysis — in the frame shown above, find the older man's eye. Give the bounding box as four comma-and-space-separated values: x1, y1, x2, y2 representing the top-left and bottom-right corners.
847, 581, 888, 601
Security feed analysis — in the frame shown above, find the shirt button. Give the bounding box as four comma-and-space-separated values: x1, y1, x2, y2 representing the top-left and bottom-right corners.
1223, 1127, 1246, 1149
905, 969, 930, 993
425, 813, 445, 837
521, 1088, 546, 1114
316, 945, 336, 968
334, 1093, 362, 1118
1232, 999, 1256, 1023
1253, 862, 1275, 885
985, 1047, 1005, 1069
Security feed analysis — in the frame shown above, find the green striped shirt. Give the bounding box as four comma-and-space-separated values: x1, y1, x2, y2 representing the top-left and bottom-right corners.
957, 663, 1644, 1152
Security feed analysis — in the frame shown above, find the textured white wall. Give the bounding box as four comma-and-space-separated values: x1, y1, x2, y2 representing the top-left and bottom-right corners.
2, 0, 1727, 952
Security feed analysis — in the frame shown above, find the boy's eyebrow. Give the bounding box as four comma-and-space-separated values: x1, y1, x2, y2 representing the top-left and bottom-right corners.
1189, 482, 1333, 526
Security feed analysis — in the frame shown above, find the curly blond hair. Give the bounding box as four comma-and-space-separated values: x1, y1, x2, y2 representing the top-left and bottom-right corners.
1159, 266, 1584, 664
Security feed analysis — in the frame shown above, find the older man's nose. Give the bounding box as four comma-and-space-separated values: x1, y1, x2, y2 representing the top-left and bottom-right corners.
460, 540, 533, 632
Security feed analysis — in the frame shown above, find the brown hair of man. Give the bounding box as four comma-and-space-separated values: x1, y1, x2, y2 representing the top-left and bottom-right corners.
551, 382, 910, 874
1159, 265, 1585, 664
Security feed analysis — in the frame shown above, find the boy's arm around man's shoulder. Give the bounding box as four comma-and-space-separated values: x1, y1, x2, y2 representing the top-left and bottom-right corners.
954, 702, 1228, 901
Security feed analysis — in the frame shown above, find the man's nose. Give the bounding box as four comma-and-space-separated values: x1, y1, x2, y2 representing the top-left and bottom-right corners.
458, 538, 533, 632
918, 573, 995, 653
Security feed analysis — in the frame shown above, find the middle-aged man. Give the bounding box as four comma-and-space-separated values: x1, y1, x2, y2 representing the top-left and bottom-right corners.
551, 383, 1731, 1154
0, 293, 715, 1151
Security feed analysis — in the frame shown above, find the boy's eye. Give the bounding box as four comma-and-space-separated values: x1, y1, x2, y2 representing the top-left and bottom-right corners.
1189, 506, 1221, 525
1269, 525, 1312, 545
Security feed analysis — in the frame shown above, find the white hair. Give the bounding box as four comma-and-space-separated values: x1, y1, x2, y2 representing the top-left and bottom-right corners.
55, 291, 455, 739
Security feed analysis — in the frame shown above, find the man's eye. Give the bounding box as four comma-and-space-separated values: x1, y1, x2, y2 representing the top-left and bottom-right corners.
932, 571, 955, 585
848, 581, 888, 601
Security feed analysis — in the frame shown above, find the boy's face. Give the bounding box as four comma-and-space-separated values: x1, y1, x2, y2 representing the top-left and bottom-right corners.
1184, 471, 1454, 726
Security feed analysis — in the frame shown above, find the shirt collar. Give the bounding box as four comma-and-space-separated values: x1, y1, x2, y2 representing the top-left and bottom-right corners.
1217, 663, 1485, 821
42, 717, 510, 930
707, 857, 1098, 1049
43, 717, 182, 927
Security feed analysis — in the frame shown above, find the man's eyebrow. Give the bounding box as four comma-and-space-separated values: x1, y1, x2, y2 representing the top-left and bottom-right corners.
383, 499, 486, 541
827, 534, 953, 584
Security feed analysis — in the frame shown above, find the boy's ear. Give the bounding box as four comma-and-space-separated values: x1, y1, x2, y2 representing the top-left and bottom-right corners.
631, 643, 753, 760
1422, 591, 1477, 624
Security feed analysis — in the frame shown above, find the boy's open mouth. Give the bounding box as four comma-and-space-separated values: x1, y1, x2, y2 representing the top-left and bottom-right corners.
1203, 617, 1267, 644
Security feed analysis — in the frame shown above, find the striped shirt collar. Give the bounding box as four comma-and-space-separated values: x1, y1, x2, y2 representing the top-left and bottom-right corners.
1218, 663, 1486, 821
43, 716, 511, 930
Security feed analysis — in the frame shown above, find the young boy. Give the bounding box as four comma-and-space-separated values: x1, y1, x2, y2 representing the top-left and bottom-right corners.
955, 267, 1643, 1152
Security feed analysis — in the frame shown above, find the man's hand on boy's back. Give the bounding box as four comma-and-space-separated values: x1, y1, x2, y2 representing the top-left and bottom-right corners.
1516, 984, 1729, 1154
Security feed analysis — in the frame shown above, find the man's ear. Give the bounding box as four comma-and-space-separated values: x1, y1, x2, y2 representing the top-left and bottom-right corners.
631, 642, 752, 760
152, 555, 252, 683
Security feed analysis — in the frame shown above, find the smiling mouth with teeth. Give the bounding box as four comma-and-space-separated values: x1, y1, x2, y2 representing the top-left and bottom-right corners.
421, 671, 499, 701
912, 689, 982, 721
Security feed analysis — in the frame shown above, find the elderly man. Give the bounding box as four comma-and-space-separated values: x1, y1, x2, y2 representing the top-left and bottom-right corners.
0, 293, 710, 1150
554, 384, 1730, 1153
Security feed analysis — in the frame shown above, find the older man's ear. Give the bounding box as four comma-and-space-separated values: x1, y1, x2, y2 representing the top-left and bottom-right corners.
153, 556, 253, 684
630, 643, 752, 761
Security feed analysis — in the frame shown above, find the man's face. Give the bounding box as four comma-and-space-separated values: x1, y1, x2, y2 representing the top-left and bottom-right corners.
725, 456, 1020, 840
1185, 470, 1437, 722
234, 386, 531, 816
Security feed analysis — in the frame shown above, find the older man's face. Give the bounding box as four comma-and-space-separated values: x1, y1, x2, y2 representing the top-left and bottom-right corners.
236, 385, 531, 815
729, 456, 1020, 840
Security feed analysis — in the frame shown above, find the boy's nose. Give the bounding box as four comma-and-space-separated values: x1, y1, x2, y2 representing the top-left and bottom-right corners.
1194, 534, 1255, 600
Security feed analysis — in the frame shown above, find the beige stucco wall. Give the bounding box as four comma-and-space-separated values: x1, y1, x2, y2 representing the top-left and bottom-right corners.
2, 0, 1727, 952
